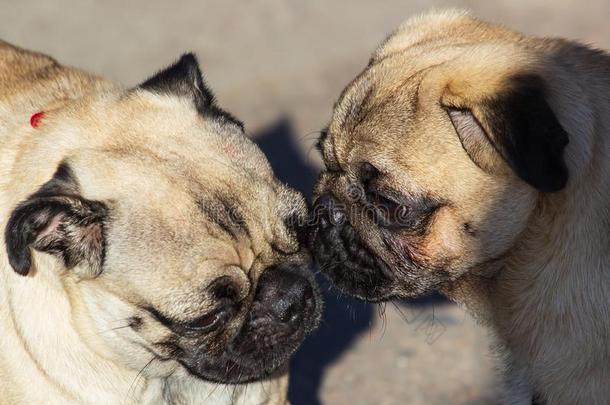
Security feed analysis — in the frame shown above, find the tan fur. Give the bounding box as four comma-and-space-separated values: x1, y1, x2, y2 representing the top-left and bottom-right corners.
316, 10, 610, 404
0, 42, 304, 404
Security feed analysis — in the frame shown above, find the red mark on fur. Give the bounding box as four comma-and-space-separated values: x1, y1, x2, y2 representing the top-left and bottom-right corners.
30, 111, 45, 128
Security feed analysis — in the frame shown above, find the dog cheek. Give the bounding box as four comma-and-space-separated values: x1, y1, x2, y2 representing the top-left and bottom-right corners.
393, 234, 434, 269
394, 217, 467, 275
426, 214, 465, 262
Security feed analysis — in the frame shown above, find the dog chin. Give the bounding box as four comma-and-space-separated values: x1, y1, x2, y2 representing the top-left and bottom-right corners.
180, 332, 309, 384
181, 301, 319, 384
179, 355, 284, 385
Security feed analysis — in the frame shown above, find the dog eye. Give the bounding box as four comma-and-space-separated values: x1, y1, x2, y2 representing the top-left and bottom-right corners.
144, 305, 231, 335
367, 191, 409, 228
188, 313, 220, 330
314, 138, 324, 154
284, 213, 308, 246
186, 308, 228, 331
360, 162, 380, 185
315, 129, 329, 154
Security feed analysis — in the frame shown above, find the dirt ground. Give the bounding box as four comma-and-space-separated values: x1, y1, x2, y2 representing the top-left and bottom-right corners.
1, 1, 608, 404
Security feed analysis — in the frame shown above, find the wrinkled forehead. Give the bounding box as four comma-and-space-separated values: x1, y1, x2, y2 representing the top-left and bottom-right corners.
329, 38, 531, 159
72, 146, 279, 224
68, 145, 283, 304
65, 90, 305, 244
328, 62, 431, 172
119, 91, 273, 173
73, 91, 274, 190
331, 40, 470, 132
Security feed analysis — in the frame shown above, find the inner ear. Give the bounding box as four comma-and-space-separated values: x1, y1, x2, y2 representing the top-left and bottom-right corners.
5, 163, 108, 277
446, 107, 507, 174
444, 74, 569, 192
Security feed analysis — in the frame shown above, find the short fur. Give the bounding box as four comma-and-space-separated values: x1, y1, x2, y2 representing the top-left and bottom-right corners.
311, 10, 610, 404
0, 41, 321, 404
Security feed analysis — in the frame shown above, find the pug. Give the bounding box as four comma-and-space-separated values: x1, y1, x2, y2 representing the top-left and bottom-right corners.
0, 41, 321, 405
310, 10, 610, 405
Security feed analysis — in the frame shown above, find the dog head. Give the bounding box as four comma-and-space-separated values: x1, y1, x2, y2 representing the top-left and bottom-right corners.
310, 11, 578, 302
4, 54, 321, 383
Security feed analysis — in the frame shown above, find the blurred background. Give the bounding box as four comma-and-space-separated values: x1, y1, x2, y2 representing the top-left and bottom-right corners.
2, 1, 608, 403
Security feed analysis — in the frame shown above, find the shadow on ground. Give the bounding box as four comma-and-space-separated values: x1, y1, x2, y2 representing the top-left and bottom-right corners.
254, 118, 374, 405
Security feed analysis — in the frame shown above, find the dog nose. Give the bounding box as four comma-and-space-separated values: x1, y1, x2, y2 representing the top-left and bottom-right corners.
313, 193, 345, 229
254, 265, 315, 325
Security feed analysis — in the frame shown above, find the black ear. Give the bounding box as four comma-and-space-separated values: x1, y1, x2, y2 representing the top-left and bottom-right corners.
445, 74, 569, 192
140, 53, 215, 112
5, 163, 108, 277
140, 53, 244, 129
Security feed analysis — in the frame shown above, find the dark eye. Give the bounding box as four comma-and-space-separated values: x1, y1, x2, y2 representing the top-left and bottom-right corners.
314, 137, 324, 154
284, 212, 308, 246
360, 162, 380, 185
144, 305, 232, 336
186, 308, 228, 331
314, 139, 323, 154
367, 191, 409, 228
315, 128, 330, 154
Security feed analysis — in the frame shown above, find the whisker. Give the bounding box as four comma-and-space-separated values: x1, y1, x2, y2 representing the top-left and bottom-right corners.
297, 129, 326, 142
377, 302, 388, 340
203, 380, 221, 402
96, 324, 132, 335
391, 301, 412, 325
125, 356, 156, 404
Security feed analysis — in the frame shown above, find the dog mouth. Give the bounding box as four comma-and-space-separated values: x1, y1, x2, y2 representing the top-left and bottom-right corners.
177, 350, 287, 385
179, 311, 319, 384
309, 212, 397, 302
171, 265, 322, 384
309, 194, 448, 302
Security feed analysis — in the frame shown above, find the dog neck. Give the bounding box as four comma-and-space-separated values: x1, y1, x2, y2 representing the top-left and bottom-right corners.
478, 41, 610, 402
0, 257, 157, 403
492, 40, 610, 339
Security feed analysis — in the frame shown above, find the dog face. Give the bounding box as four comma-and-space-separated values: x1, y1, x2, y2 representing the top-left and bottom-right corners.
310, 11, 570, 302
4, 55, 321, 383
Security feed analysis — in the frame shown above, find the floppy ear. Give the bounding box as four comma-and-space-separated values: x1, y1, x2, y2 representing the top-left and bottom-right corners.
443, 74, 569, 192
5, 163, 108, 277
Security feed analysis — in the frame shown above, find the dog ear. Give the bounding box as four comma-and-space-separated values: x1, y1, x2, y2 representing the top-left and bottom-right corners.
140, 53, 215, 112
444, 74, 569, 192
139, 53, 244, 129
5, 163, 108, 277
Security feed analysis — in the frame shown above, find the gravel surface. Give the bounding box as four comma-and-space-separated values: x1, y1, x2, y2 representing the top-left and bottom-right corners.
1, 1, 608, 403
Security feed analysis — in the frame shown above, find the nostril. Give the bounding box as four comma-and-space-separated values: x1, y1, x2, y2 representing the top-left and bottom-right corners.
253, 266, 316, 327
329, 205, 345, 226
275, 301, 300, 324
288, 309, 301, 324
271, 281, 314, 324
314, 193, 345, 229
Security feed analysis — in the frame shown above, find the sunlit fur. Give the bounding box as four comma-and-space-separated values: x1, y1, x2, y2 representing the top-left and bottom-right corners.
0, 41, 310, 404
315, 10, 610, 404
